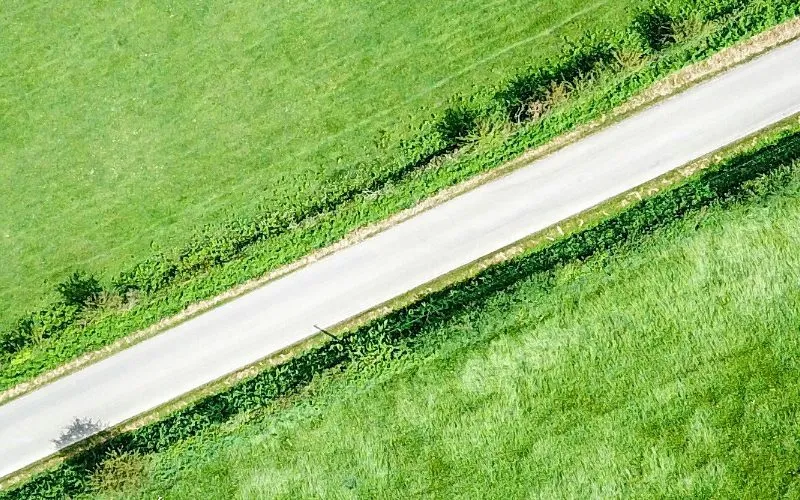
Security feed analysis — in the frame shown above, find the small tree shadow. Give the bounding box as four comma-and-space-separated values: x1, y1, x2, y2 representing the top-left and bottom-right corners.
52, 417, 107, 449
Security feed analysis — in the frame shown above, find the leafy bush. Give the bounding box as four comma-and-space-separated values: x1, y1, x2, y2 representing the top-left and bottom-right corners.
55, 271, 102, 309
0, 317, 32, 355
436, 103, 480, 146
631, 5, 677, 51
494, 38, 617, 121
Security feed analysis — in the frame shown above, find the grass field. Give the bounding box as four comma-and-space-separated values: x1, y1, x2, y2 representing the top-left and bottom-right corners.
3, 0, 797, 391
0, 0, 635, 320
55, 156, 800, 497
6, 117, 800, 497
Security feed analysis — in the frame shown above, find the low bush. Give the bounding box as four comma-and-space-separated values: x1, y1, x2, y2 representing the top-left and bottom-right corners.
494, 37, 619, 122
55, 272, 102, 309
436, 102, 480, 146
5, 125, 800, 499
631, 5, 677, 51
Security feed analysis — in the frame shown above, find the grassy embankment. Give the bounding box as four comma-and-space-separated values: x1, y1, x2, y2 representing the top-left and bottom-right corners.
2, 0, 799, 392
6, 117, 800, 497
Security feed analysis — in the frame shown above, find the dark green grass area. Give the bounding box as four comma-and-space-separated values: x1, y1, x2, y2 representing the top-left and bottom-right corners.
0, 0, 630, 319
6, 128, 800, 499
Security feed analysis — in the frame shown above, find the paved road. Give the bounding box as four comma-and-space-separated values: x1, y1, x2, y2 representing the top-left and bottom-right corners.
3, 39, 800, 480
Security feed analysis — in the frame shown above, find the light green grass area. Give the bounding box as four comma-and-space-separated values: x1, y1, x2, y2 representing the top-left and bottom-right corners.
86, 163, 800, 498
0, 0, 634, 319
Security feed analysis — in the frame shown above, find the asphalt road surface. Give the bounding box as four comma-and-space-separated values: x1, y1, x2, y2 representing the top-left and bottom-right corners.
3, 39, 800, 480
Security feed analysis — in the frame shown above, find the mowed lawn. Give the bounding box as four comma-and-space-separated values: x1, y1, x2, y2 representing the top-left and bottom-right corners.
0, 0, 637, 321
96, 167, 800, 498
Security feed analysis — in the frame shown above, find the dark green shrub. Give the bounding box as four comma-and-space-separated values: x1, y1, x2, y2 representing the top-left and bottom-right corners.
436, 103, 479, 146
0, 317, 32, 354
630, 6, 677, 52
56, 271, 102, 308
494, 39, 616, 121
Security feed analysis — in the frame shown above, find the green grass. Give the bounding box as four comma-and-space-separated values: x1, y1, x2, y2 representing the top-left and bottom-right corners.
6, 1, 800, 497
6, 121, 800, 498
61, 161, 800, 497
4, 0, 798, 392
0, 0, 635, 320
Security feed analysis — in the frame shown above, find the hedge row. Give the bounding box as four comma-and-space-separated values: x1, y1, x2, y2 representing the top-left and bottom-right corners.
6, 119, 800, 499
2, 0, 799, 387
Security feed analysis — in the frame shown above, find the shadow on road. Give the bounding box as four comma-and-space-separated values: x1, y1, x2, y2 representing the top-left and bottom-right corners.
52, 417, 107, 449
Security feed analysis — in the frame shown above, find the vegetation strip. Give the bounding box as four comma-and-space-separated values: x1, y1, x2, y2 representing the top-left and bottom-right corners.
4, 109, 800, 498
2, 0, 800, 397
